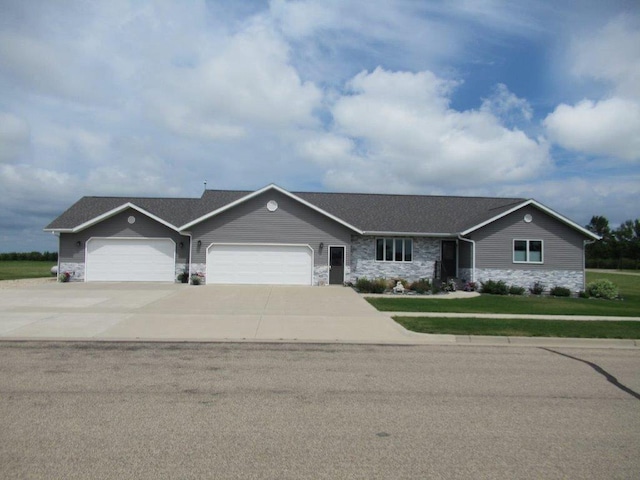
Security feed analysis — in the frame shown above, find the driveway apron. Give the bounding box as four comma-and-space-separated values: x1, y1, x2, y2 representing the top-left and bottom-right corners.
0, 283, 446, 344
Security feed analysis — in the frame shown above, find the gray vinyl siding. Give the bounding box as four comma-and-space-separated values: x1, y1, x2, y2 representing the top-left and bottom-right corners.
190, 190, 353, 266
469, 205, 585, 270
59, 208, 190, 263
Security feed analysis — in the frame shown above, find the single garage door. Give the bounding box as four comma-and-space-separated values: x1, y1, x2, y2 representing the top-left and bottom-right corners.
207, 244, 312, 285
85, 238, 175, 282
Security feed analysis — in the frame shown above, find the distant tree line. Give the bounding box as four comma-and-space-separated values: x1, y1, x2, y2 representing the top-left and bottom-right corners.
0, 251, 58, 262
586, 216, 640, 269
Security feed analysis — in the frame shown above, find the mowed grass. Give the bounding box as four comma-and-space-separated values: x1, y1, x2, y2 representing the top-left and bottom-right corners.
0, 261, 56, 281
393, 317, 640, 339
367, 271, 640, 317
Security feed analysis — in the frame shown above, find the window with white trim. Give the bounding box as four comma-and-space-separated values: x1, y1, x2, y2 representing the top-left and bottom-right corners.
376, 238, 413, 262
513, 240, 543, 263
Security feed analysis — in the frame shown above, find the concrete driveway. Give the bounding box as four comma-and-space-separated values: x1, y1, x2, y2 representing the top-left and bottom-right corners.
0, 281, 451, 344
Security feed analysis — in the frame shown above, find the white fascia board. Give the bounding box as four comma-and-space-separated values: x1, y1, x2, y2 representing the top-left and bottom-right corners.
180, 183, 363, 233
460, 199, 601, 240
362, 231, 454, 237
52, 203, 181, 233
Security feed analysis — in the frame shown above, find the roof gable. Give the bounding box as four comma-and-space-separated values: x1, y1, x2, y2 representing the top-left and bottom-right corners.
460, 199, 600, 240
180, 184, 363, 233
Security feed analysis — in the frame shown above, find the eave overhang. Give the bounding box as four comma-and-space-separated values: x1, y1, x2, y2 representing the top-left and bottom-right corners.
43, 202, 182, 234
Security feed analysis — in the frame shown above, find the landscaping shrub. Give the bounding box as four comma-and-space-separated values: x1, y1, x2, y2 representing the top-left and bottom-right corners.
481, 279, 509, 295
409, 278, 431, 294
371, 277, 388, 294
355, 277, 387, 293
355, 277, 372, 292
508, 285, 526, 295
550, 286, 571, 297
586, 279, 619, 300
530, 282, 545, 295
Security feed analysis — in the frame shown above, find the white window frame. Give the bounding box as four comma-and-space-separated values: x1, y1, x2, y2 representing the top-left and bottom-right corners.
513, 239, 544, 264
375, 237, 413, 263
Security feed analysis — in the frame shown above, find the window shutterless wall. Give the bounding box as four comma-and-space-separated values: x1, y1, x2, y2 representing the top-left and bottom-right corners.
470, 205, 584, 270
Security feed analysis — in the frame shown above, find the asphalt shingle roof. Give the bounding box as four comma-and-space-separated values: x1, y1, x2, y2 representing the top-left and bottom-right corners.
45, 188, 526, 234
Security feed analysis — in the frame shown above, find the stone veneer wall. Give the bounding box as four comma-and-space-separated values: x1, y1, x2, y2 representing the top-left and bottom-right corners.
59, 262, 85, 282
458, 268, 473, 284
475, 268, 584, 293
349, 236, 440, 283
190, 263, 207, 284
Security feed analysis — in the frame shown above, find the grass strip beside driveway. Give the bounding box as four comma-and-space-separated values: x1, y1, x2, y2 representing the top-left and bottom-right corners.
367, 295, 639, 317
394, 316, 640, 339
0, 261, 56, 281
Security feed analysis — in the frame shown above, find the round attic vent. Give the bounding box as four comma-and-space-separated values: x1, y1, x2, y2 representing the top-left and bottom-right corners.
524, 214, 533, 223
267, 200, 278, 212
128, 215, 136, 224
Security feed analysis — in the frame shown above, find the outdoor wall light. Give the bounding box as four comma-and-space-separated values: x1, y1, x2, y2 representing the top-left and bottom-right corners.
179, 242, 184, 249
319, 242, 324, 250
76, 241, 82, 247
197, 240, 202, 247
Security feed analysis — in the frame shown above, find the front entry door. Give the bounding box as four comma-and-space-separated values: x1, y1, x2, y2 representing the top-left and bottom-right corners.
329, 246, 345, 285
441, 240, 457, 281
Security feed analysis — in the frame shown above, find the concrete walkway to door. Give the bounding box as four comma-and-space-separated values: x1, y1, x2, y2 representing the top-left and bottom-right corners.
0, 282, 452, 344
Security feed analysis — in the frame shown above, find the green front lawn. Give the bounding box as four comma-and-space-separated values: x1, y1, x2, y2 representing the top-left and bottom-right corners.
367, 271, 640, 317
393, 317, 640, 339
0, 261, 56, 281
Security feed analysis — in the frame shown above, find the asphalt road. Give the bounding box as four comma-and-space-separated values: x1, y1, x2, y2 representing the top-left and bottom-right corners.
1, 342, 638, 479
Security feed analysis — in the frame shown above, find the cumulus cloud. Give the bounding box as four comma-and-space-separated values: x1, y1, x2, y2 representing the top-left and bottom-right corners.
544, 98, 640, 161
544, 15, 640, 161
145, 22, 322, 140
303, 67, 550, 192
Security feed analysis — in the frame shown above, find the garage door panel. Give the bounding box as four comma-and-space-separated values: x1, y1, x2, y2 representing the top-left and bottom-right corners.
207, 244, 312, 285
86, 238, 175, 282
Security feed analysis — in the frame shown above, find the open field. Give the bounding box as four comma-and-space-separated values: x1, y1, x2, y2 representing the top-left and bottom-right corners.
368, 271, 640, 317
0, 261, 56, 281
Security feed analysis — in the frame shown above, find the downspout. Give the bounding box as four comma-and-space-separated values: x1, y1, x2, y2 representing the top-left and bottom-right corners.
184, 232, 193, 281
457, 235, 475, 283
52, 231, 60, 280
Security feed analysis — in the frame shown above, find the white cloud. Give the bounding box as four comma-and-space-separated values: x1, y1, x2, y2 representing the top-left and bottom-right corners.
480, 83, 533, 126
571, 15, 640, 98
306, 67, 550, 192
544, 15, 640, 161
145, 21, 322, 140
544, 97, 640, 161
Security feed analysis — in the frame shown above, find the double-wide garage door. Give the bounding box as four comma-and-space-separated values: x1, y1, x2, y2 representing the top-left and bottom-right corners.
86, 238, 175, 282
207, 244, 312, 285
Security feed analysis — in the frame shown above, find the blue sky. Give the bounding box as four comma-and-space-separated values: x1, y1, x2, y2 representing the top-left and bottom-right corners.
1, 0, 639, 252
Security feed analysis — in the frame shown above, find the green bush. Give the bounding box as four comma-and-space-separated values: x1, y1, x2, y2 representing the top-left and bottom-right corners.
371, 278, 388, 293
481, 279, 509, 295
508, 285, 526, 295
586, 279, 619, 300
409, 278, 431, 294
355, 277, 387, 294
530, 282, 545, 295
550, 286, 571, 297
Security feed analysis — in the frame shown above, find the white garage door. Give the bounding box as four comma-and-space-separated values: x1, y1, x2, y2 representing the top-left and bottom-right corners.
207, 244, 312, 285
86, 238, 175, 282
